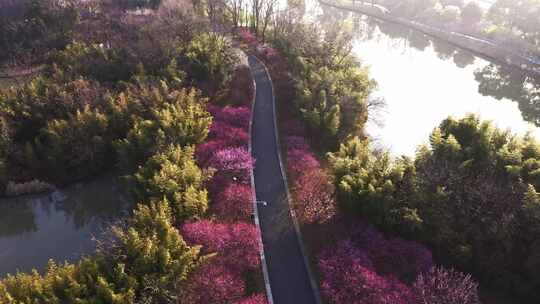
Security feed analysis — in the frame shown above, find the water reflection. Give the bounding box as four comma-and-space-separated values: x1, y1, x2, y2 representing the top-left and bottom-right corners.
316, 2, 540, 154
0, 175, 131, 276
475, 64, 540, 127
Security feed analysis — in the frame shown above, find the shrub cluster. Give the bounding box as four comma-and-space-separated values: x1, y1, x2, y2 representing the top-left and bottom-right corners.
318, 237, 479, 304
183, 100, 266, 303
328, 115, 540, 301
0, 0, 78, 64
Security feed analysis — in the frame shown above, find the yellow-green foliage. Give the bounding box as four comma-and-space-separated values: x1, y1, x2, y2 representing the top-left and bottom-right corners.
329, 114, 540, 300
33, 106, 111, 180
271, 22, 375, 148
0, 200, 205, 303
132, 145, 211, 223
50, 41, 137, 83
115, 85, 212, 171
184, 32, 239, 90
0, 69, 106, 142
328, 136, 420, 232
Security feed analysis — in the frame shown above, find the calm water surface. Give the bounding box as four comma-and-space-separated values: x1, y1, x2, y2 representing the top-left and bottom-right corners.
0, 176, 131, 276
313, 2, 540, 155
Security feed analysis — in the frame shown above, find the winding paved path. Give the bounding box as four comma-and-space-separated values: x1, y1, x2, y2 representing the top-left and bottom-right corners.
249, 56, 320, 304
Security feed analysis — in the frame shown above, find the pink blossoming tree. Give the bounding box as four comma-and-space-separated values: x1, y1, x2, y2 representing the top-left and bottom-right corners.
293, 168, 336, 225
214, 183, 253, 221
234, 294, 268, 304
184, 260, 246, 304
182, 220, 261, 272
318, 240, 414, 304
413, 267, 480, 304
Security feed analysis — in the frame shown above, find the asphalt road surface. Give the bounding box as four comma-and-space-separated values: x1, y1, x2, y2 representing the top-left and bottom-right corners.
249, 56, 319, 304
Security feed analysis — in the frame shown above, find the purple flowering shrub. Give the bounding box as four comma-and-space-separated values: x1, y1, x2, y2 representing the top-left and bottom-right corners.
195, 139, 228, 166
184, 259, 246, 304
214, 183, 253, 222
208, 105, 251, 130
294, 168, 336, 225
238, 28, 258, 48
182, 220, 261, 272
287, 149, 320, 179
285, 135, 310, 151
209, 121, 249, 147
318, 240, 414, 304
234, 294, 267, 304
281, 119, 306, 137
413, 267, 480, 304
206, 147, 254, 194
187, 73, 263, 302
375, 237, 434, 283
347, 221, 434, 283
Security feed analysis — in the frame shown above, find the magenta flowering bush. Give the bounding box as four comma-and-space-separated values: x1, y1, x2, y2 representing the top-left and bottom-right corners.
195, 139, 228, 166
182, 220, 261, 272
208, 105, 251, 130
285, 135, 310, 151
281, 118, 306, 137
374, 237, 434, 283
187, 101, 266, 302
294, 168, 336, 224
184, 259, 246, 304
207, 147, 254, 193
238, 28, 258, 48
209, 121, 249, 147
413, 267, 480, 304
318, 240, 414, 304
261, 47, 280, 62
234, 294, 267, 304
348, 220, 434, 283
287, 149, 320, 178
214, 183, 253, 221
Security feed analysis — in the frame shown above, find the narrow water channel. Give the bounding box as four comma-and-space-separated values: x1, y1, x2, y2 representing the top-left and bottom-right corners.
314, 2, 540, 156
0, 176, 131, 276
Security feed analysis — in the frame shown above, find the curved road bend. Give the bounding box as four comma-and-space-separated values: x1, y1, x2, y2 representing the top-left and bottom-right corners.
249, 56, 319, 304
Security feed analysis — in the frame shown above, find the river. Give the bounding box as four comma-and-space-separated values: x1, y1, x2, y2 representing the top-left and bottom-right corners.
0, 175, 131, 276
311, 1, 540, 156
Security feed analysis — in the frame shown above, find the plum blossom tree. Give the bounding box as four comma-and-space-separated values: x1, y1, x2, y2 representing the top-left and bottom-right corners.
293, 168, 336, 224
285, 135, 310, 151
182, 220, 261, 272
286, 149, 320, 179
234, 294, 268, 304
183, 259, 246, 304
208, 105, 251, 130
413, 267, 480, 304
372, 237, 434, 284
347, 220, 434, 283
207, 147, 254, 193
318, 240, 414, 304
195, 139, 228, 166
214, 183, 253, 221
209, 121, 249, 147
238, 28, 258, 48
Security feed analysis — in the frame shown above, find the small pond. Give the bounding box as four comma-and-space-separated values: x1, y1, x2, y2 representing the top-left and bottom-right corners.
0, 175, 131, 276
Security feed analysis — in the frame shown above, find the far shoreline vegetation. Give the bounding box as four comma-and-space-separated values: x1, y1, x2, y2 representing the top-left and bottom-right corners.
1, 0, 540, 304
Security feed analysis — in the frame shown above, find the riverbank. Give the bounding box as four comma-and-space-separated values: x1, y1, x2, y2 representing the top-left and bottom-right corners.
318, 0, 540, 76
